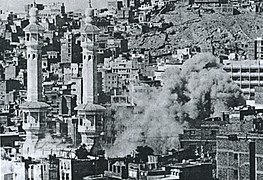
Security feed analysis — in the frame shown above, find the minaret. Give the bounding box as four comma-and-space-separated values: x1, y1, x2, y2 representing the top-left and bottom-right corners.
21, 5, 49, 156
81, 1, 99, 104
75, 1, 105, 151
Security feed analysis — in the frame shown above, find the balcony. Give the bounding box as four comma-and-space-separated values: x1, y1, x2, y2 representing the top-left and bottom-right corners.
231, 72, 262, 77
77, 125, 102, 137
104, 171, 123, 180
22, 122, 45, 132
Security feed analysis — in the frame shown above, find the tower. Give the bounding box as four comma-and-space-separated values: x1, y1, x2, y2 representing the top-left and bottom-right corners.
81, 2, 100, 104
21, 5, 49, 156
75, 1, 105, 151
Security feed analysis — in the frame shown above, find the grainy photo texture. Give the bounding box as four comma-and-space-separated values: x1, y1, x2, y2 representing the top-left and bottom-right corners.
1, 0, 263, 179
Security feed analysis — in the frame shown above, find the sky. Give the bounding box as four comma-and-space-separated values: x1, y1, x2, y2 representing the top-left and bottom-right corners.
0, 0, 107, 12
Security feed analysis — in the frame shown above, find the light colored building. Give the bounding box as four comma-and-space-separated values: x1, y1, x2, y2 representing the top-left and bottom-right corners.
61, 31, 73, 64
38, 2, 65, 23
103, 70, 119, 93
223, 60, 263, 100
1, 160, 26, 180
28, 161, 50, 180
255, 37, 263, 60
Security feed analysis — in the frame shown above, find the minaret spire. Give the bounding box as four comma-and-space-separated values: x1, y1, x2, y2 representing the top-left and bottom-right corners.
21, 5, 49, 157
85, 0, 93, 24
88, 0, 92, 8
74, 2, 105, 150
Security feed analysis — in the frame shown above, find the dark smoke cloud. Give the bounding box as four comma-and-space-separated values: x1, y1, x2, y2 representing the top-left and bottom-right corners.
106, 53, 245, 156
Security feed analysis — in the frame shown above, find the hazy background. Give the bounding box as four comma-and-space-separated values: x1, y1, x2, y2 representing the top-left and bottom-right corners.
0, 0, 107, 12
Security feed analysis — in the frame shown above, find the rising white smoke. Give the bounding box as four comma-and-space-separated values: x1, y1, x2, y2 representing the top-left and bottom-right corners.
106, 53, 245, 156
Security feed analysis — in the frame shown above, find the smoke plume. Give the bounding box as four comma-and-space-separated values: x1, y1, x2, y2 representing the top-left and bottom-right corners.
106, 53, 245, 156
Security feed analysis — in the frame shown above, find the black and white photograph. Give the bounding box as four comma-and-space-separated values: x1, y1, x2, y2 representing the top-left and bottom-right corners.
0, 0, 263, 179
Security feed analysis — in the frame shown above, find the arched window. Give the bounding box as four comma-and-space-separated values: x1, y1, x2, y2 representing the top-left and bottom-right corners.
24, 112, 28, 123
88, 55, 92, 60
26, 33, 30, 41
32, 54, 36, 59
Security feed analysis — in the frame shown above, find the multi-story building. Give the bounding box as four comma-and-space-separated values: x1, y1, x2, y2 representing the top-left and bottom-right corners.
61, 31, 73, 64
59, 157, 107, 180
217, 133, 263, 180
223, 60, 263, 100
216, 106, 263, 180
0, 80, 21, 110
38, 2, 65, 23
179, 116, 226, 159
103, 70, 119, 93
109, 55, 139, 88
254, 37, 263, 60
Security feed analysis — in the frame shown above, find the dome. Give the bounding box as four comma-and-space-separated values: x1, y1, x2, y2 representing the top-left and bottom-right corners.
24, 6, 44, 32
20, 101, 50, 109
75, 103, 106, 112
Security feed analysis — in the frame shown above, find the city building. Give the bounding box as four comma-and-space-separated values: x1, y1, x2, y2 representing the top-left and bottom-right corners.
179, 116, 226, 160
59, 157, 107, 180
61, 31, 73, 64
216, 106, 263, 180
165, 162, 213, 180
223, 60, 263, 100
254, 37, 263, 60
217, 133, 263, 180
0, 80, 21, 110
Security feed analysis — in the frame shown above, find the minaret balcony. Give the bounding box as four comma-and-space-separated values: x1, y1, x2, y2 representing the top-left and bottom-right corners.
22, 122, 45, 131
81, 42, 96, 49
78, 125, 103, 136
25, 40, 44, 47
78, 124, 95, 133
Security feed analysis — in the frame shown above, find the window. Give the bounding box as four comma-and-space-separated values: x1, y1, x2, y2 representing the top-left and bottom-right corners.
66, 173, 69, 180
24, 112, 28, 123
190, 130, 196, 135
234, 170, 238, 179
88, 55, 92, 60
26, 33, 30, 41
234, 153, 238, 160
211, 130, 217, 136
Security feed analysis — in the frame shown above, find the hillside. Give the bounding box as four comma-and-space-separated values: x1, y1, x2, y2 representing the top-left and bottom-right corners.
129, 3, 263, 57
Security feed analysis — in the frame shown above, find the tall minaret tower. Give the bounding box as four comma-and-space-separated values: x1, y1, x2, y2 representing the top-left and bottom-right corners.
81, 0, 100, 104
25, 3, 44, 102
75, 0, 105, 151
21, 4, 49, 156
